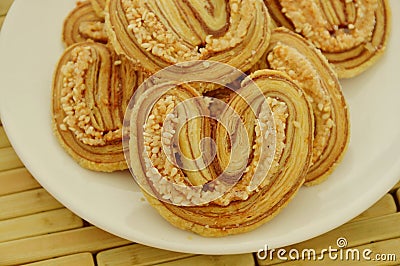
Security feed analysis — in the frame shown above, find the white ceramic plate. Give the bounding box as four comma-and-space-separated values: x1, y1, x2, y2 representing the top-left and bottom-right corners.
1, 0, 399, 255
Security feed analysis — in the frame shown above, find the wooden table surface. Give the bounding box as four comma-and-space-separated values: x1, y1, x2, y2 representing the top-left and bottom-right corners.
1, 1, 400, 265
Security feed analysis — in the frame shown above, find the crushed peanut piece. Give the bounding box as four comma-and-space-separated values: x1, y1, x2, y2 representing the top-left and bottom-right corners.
59, 46, 121, 146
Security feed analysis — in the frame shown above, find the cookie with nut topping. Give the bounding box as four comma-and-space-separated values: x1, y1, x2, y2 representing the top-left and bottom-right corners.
126, 69, 314, 236
263, 0, 391, 78
62, 1, 108, 47
104, 0, 272, 76
252, 28, 350, 185
52, 42, 146, 172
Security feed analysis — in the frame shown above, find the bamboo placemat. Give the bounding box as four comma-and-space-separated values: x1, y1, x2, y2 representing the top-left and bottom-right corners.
1, 1, 400, 265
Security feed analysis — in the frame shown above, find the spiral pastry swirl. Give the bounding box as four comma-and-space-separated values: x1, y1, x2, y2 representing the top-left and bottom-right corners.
253, 28, 350, 185
105, 0, 271, 74
52, 42, 146, 172
63, 1, 108, 47
126, 69, 313, 236
263, 0, 391, 78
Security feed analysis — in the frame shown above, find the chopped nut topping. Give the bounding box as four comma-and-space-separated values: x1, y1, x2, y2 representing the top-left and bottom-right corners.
59, 46, 121, 146
268, 43, 334, 163
120, 0, 261, 62
143, 95, 186, 185
279, 0, 378, 52
215, 98, 287, 205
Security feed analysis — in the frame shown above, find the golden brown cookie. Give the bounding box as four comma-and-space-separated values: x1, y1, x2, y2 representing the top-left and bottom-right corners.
264, 0, 391, 78
105, 0, 272, 74
253, 28, 350, 185
63, 1, 108, 47
127, 70, 313, 236
52, 42, 146, 172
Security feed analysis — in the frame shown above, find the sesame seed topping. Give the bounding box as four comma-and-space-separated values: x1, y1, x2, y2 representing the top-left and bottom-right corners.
279, 0, 379, 52
58, 46, 121, 146
268, 43, 334, 164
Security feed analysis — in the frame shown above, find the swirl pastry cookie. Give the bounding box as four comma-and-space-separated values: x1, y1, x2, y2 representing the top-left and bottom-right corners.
126, 69, 313, 236
105, 0, 271, 74
253, 28, 350, 185
52, 42, 145, 172
263, 0, 391, 78
63, 1, 108, 47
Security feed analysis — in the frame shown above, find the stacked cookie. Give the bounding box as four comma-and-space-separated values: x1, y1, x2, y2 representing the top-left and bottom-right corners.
53, 0, 148, 172
51, 0, 390, 236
